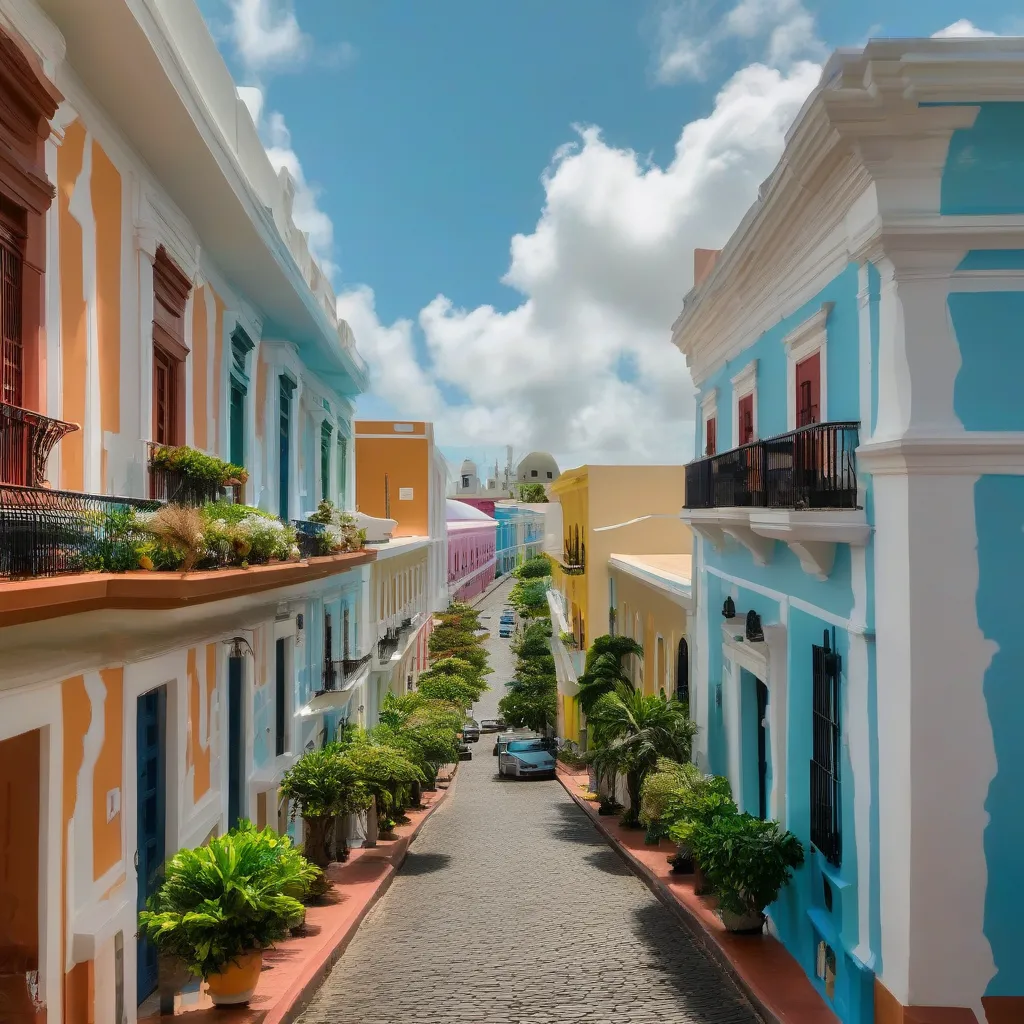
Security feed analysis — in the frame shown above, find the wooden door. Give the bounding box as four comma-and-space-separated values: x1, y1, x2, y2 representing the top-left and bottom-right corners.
738, 394, 754, 445
796, 352, 820, 426
705, 416, 717, 456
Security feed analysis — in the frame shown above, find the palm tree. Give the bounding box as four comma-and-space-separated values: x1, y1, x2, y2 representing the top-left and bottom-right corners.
587, 685, 697, 827
575, 636, 643, 716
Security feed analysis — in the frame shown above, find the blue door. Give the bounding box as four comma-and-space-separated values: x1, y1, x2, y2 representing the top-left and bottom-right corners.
228, 656, 244, 830
136, 687, 166, 1004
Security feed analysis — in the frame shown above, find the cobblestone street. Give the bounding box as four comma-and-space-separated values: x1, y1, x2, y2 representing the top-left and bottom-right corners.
296, 580, 762, 1024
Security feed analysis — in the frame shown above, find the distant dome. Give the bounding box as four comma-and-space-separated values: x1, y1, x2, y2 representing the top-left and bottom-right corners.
446, 499, 495, 522
459, 459, 477, 474
516, 451, 560, 484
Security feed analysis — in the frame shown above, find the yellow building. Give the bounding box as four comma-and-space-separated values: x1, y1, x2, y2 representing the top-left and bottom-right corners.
547, 466, 692, 743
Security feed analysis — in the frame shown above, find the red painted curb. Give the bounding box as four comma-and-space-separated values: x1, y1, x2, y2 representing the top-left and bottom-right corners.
556, 769, 838, 1024
264, 769, 459, 1024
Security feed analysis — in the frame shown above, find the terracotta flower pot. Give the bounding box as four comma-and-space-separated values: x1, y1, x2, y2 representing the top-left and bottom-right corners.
206, 951, 262, 1006
719, 908, 765, 934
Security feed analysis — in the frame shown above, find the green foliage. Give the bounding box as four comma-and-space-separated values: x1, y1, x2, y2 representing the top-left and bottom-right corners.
556, 741, 587, 770
587, 687, 697, 826
510, 620, 552, 659
137, 822, 313, 979
665, 775, 737, 846
346, 742, 426, 811
559, 630, 578, 649
517, 483, 549, 503
279, 746, 369, 821
437, 601, 482, 631
498, 682, 557, 734
639, 758, 705, 829
508, 578, 549, 618
575, 636, 643, 716
303, 500, 366, 551
149, 444, 247, 486
427, 625, 490, 673
416, 673, 479, 709
514, 554, 551, 578
687, 814, 805, 917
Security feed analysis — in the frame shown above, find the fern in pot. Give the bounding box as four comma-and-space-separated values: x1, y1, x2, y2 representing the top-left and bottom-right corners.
137, 823, 315, 1005
687, 814, 805, 933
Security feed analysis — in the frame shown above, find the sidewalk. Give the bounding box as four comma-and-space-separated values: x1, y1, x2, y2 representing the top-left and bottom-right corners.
557, 767, 839, 1024
140, 770, 458, 1024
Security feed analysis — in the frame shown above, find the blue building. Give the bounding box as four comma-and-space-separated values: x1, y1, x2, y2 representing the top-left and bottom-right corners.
494, 502, 546, 577
675, 38, 1024, 1024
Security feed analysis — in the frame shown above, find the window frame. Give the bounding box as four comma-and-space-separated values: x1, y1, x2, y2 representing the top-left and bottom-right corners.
784, 303, 832, 431
730, 360, 758, 447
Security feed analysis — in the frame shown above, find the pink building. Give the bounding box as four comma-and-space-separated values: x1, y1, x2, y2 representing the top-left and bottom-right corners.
446, 499, 498, 602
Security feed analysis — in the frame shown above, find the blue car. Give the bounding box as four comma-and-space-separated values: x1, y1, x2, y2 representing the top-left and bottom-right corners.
499, 624, 513, 638
498, 738, 556, 778
499, 608, 515, 625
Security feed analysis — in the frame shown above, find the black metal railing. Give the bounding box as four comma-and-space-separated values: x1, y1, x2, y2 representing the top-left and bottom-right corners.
685, 421, 859, 510
0, 402, 78, 487
343, 652, 372, 674
0, 484, 159, 579
377, 629, 400, 663
146, 442, 243, 506
322, 659, 345, 692
293, 519, 328, 560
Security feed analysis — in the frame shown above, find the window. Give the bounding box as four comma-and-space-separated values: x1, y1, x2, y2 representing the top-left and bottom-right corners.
320, 421, 332, 502
784, 303, 830, 431
0, 200, 25, 407
229, 329, 253, 467
324, 610, 334, 688
656, 635, 666, 694
796, 353, 821, 426
462, 475, 469, 487
337, 435, 348, 507
705, 416, 717, 456
275, 638, 287, 757
811, 629, 842, 866
278, 376, 296, 520
546, 471, 552, 479
531, 469, 538, 478
676, 638, 689, 705
731, 360, 757, 448
152, 246, 190, 446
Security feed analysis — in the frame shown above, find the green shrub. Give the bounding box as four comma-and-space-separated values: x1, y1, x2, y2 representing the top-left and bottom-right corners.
514, 555, 551, 579
639, 758, 704, 829
137, 822, 313, 979
416, 673, 479, 708
687, 814, 805, 918
149, 444, 247, 486
666, 775, 737, 846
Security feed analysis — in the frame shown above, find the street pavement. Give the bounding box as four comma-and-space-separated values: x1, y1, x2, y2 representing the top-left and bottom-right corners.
296, 578, 761, 1024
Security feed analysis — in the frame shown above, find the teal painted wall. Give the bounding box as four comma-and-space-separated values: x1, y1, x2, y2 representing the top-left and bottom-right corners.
974, 475, 1024, 998
941, 103, 1024, 215
951, 291, 1024, 431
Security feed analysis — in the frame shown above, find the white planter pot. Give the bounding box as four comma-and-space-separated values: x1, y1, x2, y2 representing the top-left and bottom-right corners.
719, 908, 765, 934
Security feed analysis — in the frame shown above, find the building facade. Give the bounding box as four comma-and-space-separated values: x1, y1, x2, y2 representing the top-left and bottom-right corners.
494, 502, 545, 577
446, 499, 497, 602
547, 466, 691, 745
451, 449, 561, 499
674, 38, 1024, 1024
0, 3, 378, 1022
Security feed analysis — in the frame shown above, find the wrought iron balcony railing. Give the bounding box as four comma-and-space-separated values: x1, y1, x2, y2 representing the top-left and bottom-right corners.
0, 402, 78, 487
684, 421, 859, 511
343, 652, 372, 674
377, 629, 400, 663
0, 484, 159, 580
146, 442, 243, 506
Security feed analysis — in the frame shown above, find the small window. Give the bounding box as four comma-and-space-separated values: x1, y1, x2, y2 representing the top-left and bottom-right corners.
705, 416, 717, 457
738, 395, 755, 446
152, 246, 190, 446
462, 475, 469, 487
531, 469, 538, 478
546, 471, 552, 479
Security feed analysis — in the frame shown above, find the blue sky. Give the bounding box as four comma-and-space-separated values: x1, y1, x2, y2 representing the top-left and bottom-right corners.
200, 1, 1021, 471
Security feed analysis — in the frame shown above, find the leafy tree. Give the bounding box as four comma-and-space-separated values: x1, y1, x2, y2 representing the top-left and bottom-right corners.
498, 681, 557, 734
427, 624, 490, 672
576, 635, 643, 716
416, 673, 479, 709
514, 554, 551, 578
346, 742, 426, 820
418, 656, 486, 692
586, 686, 696, 827
518, 483, 549, 503
511, 621, 553, 659
508, 578, 549, 618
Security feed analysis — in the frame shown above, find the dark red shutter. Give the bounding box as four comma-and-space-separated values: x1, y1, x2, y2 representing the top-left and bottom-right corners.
153, 346, 179, 446
738, 395, 754, 445
796, 352, 820, 426
705, 416, 717, 456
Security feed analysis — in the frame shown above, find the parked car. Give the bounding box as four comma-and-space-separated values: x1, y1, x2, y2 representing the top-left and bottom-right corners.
462, 720, 480, 743
499, 608, 515, 625
458, 742, 472, 762
493, 733, 518, 756
498, 738, 556, 779
479, 719, 501, 733
499, 624, 513, 638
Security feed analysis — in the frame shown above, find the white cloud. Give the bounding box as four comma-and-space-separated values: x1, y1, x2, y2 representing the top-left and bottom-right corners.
343, 59, 822, 466
238, 86, 336, 273
932, 20, 999, 38
227, 0, 308, 72
654, 0, 825, 84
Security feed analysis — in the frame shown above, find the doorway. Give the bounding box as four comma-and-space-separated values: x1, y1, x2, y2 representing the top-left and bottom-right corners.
228, 657, 245, 830
275, 638, 287, 757
136, 687, 167, 1004
756, 680, 769, 820
676, 638, 689, 706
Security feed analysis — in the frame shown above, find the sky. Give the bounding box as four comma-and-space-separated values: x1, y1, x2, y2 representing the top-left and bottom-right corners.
198, 1, 1022, 472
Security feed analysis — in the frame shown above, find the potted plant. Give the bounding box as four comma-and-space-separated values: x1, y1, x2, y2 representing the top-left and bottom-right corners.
137, 823, 315, 1005
667, 776, 736, 887
279, 746, 369, 868
688, 814, 805, 932
346, 743, 425, 847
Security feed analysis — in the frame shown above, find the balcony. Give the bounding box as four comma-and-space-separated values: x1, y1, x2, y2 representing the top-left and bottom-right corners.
560, 538, 586, 576
0, 402, 78, 487
146, 442, 244, 505
322, 652, 372, 693
682, 422, 869, 580
377, 629, 400, 664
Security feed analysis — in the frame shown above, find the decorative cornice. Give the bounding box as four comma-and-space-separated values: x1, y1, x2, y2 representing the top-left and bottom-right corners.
783, 302, 833, 356
857, 434, 1024, 476
730, 359, 758, 395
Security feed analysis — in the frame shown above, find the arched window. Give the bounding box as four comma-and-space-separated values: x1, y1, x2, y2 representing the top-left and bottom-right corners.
677, 637, 689, 707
